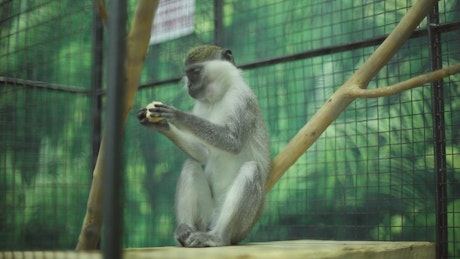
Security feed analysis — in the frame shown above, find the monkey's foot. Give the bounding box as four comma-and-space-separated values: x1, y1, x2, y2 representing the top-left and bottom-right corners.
174, 223, 194, 247
184, 232, 226, 247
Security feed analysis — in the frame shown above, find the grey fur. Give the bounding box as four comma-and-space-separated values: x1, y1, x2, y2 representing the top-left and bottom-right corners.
137, 51, 270, 247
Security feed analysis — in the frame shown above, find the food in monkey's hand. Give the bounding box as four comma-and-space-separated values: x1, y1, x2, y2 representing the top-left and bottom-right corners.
145, 101, 165, 122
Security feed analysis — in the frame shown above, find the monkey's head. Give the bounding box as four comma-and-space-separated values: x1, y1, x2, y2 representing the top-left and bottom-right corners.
184, 45, 236, 101
185, 45, 235, 66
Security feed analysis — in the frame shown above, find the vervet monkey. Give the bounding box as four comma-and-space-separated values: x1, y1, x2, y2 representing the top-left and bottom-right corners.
137, 45, 270, 247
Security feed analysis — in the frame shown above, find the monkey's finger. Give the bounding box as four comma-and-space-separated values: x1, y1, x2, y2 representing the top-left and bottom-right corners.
152, 104, 176, 112
148, 107, 161, 113
153, 103, 169, 108
149, 106, 173, 114
138, 117, 149, 124
136, 108, 147, 120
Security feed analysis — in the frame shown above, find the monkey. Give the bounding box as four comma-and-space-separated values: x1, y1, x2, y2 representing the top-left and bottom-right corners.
137, 45, 270, 247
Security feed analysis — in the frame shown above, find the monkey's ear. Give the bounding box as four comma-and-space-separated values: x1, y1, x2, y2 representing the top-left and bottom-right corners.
222, 49, 235, 65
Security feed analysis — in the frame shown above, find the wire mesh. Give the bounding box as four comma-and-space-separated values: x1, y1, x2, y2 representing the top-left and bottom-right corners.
0, 0, 459, 258
0, 0, 93, 250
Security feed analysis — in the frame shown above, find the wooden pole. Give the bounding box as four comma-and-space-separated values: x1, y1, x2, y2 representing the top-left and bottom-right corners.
265, 0, 438, 192
76, 0, 160, 250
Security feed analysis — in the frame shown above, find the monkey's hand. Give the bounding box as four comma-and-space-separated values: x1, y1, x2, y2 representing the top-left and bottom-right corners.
149, 104, 186, 125
136, 108, 170, 131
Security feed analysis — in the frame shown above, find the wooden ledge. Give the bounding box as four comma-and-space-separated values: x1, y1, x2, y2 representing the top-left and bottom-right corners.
0, 240, 435, 259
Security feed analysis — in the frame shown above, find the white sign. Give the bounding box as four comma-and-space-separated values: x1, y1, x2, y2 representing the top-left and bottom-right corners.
150, 0, 195, 45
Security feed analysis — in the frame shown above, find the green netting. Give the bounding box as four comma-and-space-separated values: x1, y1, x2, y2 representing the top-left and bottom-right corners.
1, 0, 459, 257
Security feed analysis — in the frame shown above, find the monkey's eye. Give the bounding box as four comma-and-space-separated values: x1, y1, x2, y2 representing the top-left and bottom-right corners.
186, 67, 201, 83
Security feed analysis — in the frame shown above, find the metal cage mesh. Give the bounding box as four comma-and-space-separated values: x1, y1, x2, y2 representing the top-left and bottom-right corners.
1, 0, 459, 258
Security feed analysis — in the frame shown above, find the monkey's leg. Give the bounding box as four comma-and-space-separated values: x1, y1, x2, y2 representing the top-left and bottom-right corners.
174, 159, 214, 246
185, 161, 264, 247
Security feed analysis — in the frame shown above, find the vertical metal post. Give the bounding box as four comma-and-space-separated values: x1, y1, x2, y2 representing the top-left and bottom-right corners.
91, 2, 103, 171
104, 0, 126, 258
428, 4, 448, 259
214, 0, 224, 46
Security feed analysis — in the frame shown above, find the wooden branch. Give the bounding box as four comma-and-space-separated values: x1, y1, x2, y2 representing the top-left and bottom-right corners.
350, 64, 460, 98
265, 0, 439, 192
76, 0, 160, 250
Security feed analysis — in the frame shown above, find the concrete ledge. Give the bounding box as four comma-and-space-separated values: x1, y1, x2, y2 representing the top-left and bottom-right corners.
0, 240, 435, 259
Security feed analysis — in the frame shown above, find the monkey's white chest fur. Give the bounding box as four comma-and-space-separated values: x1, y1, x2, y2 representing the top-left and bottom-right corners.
206, 152, 245, 201
193, 95, 254, 200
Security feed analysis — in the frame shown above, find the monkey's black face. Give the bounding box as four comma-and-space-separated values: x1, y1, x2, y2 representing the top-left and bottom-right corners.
185, 64, 205, 99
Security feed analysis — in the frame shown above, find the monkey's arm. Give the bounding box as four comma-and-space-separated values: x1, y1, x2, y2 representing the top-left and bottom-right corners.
166, 126, 210, 164
137, 108, 210, 164
152, 104, 251, 154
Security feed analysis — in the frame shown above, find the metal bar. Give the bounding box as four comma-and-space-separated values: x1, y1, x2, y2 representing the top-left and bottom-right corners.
103, 0, 127, 258
138, 76, 182, 89
214, 0, 224, 46
428, 5, 448, 259
3, 22, 458, 92
239, 22, 458, 70
0, 76, 102, 94
138, 21, 460, 89
90, 1, 104, 174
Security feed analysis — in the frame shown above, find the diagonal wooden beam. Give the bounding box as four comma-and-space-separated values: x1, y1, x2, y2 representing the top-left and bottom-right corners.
266, 0, 442, 192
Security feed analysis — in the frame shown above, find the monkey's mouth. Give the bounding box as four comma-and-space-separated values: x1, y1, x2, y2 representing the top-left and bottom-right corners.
188, 85, 202, 100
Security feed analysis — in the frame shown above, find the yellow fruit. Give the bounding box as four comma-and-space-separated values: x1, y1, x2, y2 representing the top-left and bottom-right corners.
145, 101, 165, 122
